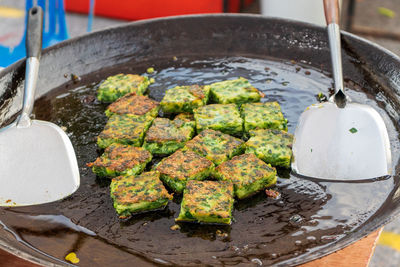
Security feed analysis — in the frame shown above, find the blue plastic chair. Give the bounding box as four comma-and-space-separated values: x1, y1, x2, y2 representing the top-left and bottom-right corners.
88, 0, 95, 32
0, 0, 69, 68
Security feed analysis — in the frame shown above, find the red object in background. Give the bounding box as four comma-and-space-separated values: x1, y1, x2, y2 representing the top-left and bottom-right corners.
227, 0, 254, 13
65, 0, 254, 21
66, 0, 221, 21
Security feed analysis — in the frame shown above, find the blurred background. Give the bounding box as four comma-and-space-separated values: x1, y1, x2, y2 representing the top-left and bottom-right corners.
0, 0, 399, 265
1, 0, 400, 66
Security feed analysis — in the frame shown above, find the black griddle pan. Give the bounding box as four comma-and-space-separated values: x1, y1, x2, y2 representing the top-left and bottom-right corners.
0, 14, 399, 266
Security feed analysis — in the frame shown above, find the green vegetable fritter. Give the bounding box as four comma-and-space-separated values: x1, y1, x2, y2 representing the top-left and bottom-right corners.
97, 114, 154, 148
194, 104, 243, 136
183, 129, 244, 165
241, 101, 288, 133
176, 180, 234, 225
143, 113, 195, 155
156, 149, 214, 193
87, 143, 152, 178
110, 171, 173, 219
160, 85, 210, 113
209, 77, 262, 105
105, 93, 159, 118
214, 153, 277, 199
97, 74, 150, 102
245, 129, 293, 168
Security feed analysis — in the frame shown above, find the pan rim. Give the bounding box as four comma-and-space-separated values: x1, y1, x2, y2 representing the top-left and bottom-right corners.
2, 13, 400, 75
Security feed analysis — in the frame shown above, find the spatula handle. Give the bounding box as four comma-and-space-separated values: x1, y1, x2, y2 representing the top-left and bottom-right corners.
323, 0, 346, 108
323, 0, 340, 25
26, 6, 43, 58
17, 7, 43, 128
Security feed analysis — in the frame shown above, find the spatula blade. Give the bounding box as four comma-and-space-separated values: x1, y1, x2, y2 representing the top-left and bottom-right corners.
0, 120, 80, 206
291, 102, 391, 180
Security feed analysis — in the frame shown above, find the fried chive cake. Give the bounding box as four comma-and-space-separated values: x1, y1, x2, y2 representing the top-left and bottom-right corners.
97, 114, 153, 148
87, 143, 152, 177
214, 153, 277, 199
143, 113, 195, 155
209, 77, 263, 105
97, 74, 150, 102
160, 85, 210, 113
175, 180, 234, 225
105, 93, 159, 119
241, 102, 288, 133
155, 149, 214, 193
194, 104, 243, 136
245, 129, 293, 168
183, 129, 244, 165
110, 171, 173, 219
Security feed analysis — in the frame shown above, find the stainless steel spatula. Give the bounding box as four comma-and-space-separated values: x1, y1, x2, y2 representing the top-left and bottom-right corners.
291, 0, 391, 180
0, 7, 80, 206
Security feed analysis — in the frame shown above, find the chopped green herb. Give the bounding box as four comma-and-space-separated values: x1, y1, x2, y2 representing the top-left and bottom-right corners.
378, 7, 395, 18
281, 81, 289, 86
317, 92, 327, 102
349, 127, 358, 134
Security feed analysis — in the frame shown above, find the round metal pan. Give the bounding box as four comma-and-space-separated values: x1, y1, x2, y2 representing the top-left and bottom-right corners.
0, 14, 399, 266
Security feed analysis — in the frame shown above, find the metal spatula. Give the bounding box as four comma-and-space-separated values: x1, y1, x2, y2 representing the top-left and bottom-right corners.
0, 7, 80, 206
291, 0, 391, 180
